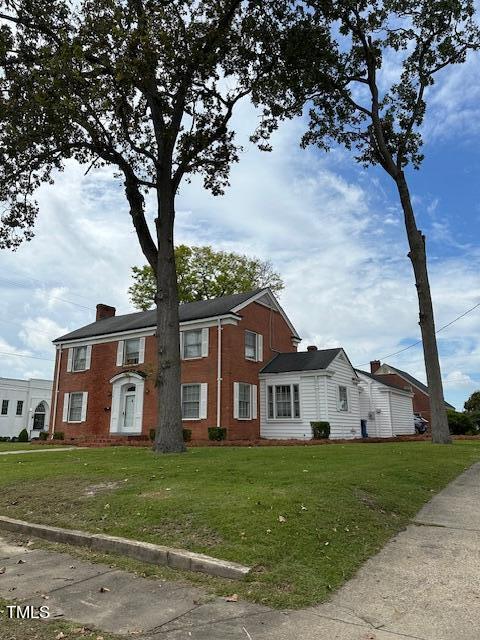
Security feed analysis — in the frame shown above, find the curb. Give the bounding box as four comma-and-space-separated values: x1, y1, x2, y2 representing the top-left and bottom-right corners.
0, 516, 250, 580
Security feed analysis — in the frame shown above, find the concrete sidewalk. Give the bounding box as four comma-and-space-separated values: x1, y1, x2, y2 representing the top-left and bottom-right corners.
1, 463, 480, 639
0, 447, 77, 455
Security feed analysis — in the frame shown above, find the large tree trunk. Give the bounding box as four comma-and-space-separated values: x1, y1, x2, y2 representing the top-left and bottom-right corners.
395, 171, 451, 444
154, 187, 185, 453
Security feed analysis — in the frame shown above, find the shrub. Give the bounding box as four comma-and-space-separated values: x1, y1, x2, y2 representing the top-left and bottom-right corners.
208, 427, 227, 441
53, 431, 65, 440
0, 437, 10, 442
447, 409, 473, 435
18, 428, 29, 443
149, 428, 156, 441
311, 421, 330, 439
183, 428, 192, 442
39, 431, 49, 441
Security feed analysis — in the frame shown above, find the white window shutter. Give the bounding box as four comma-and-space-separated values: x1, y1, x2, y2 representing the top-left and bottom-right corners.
62, 393, 70, 422
179, 332, 185, 359
233, 383, 239, 419
134, 385, 144, 432
116, 341, 124, 366
67, 349, 73, 372
110, 385, 121, 433
257, 334, 263, 362
81, 392, 88, 422
200, 383, 208, 420
138, 337, 146, 364
201, 328, 209, 357
85, 345, 92, 370
252, 384, 258, 419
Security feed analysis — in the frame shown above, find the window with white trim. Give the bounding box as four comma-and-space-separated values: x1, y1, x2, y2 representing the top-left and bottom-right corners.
267, 384, 300, 419
238, 383, 251, 419
181, 384, 201, 419
338, 385, 349, 411
72, 345, 87, 371
68, 393, 84, 422
245, 330, 257, 360
1, 400, 8, 416
183, 329, 202, 359
16, 400, 24, 416
124, 338, 140, 365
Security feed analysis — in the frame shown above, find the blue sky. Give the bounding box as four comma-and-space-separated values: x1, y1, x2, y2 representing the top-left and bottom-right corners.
0, 52, 479, 411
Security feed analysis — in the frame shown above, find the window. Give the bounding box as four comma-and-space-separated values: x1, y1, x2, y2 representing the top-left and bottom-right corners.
1, 400, 8, 416
267, 384, 300, 419
245, 331, 257, 360
68, 393, 84, 422
338, 386, 348, 412
16, 400, 24, 416
238, 383, 251, 419
72, 346, 87, 371
181, 384, 201, 419
124, 338, 140, 365
183, 329, 202, 359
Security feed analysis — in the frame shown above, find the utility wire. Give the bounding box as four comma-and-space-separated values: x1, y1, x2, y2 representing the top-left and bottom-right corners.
0, 351, 54, 362
355, 301, 480, 367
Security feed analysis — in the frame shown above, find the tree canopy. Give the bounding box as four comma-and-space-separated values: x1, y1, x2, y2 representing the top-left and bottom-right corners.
129, 245, 284, 310
465, 391, 480, 414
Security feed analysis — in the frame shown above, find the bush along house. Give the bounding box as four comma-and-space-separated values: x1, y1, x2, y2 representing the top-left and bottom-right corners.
49, 289, 300, 443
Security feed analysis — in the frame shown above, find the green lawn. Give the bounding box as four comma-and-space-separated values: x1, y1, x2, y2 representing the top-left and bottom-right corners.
0, 442, 68, 451
0, 442, 479, 608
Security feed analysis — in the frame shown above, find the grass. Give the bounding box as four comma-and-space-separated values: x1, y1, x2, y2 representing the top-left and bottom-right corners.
0, 598, 121, 640
0, 442, 479, 609
0, 443, 67, 452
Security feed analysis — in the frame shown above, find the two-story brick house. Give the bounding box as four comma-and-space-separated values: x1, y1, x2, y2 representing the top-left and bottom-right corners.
49, 289, 300, 441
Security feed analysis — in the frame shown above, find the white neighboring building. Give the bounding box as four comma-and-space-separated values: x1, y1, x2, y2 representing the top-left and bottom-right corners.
0, 378, 53, 439
259, 347, 362, 440
356, 369, 415, 437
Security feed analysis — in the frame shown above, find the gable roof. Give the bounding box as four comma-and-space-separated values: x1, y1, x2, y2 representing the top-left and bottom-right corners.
379, 364, 455, 409
355, 369, 410, 392
260, 348, 343, 374
54, 289, 299, 344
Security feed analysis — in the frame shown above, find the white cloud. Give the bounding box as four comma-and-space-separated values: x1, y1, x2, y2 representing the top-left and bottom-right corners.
444, 370, 476, 390
19, 317, 68, 353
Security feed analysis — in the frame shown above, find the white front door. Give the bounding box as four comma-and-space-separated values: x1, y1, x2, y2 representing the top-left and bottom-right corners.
123, 393, 135, 431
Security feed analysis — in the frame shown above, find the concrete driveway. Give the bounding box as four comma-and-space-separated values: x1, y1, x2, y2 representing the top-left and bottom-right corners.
1, 463, 480, 639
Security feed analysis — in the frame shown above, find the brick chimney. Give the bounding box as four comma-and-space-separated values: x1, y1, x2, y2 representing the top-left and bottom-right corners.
96, 304, 116, 321
307, 345, 318, 352
370, 360, 381, 373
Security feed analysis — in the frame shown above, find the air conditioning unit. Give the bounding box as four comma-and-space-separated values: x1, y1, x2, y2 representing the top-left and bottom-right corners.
375, 408, 382, 414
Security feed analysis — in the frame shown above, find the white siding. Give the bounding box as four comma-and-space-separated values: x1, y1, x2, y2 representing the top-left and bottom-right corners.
357, 371, 414, 438
325, 353, 361, 439
260, 351, 361, 440
0, 378, 52, 439
260, 374, 317, 440
390, 392, 415, 435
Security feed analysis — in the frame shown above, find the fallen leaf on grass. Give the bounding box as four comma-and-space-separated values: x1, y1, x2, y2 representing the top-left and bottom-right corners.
225, 594, 238, 602
99, 587, 110, 593
55, 633, 66, 640
278, 515, 286, 523
0, 567, 6, 574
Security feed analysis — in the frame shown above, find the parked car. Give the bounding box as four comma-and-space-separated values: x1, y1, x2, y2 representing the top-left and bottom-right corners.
414, 415, 428, 434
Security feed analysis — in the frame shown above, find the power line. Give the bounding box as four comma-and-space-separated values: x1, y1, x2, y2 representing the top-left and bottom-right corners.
0, 351, 54, 362
0, 276, 95, 311
356, 301, 480, 367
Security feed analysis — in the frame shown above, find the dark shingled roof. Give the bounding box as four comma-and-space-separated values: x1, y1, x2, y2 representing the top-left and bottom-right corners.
382, 364, 455, 409
261, 348, 342, 374
355, 369, 410, 392
54, 290, 261, 343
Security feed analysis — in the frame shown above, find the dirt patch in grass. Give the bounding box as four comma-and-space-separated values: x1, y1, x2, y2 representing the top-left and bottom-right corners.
84, 481, 123, 497
149, 515, 223, 548
139, 489, 172, 500
354, 488, 381, 511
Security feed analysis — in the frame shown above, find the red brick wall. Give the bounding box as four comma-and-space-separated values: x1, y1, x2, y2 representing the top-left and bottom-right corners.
50, 300, 297, 441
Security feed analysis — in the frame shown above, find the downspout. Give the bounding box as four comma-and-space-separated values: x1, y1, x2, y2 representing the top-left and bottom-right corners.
216, 319, 222, 428
50, 344, 61, 439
